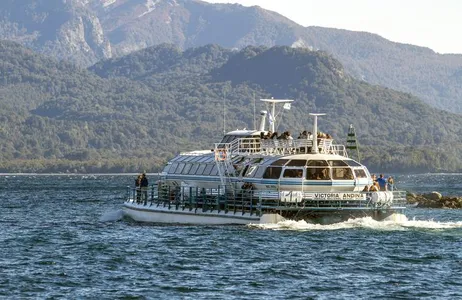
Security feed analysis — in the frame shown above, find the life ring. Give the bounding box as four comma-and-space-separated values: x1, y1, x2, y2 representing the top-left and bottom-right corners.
215, 148, 227, 161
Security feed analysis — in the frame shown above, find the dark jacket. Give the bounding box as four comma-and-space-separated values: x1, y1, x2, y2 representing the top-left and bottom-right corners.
140, 176, 148, 187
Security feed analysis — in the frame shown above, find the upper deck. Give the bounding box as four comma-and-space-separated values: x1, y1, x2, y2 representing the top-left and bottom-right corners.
214, 136, 348, 160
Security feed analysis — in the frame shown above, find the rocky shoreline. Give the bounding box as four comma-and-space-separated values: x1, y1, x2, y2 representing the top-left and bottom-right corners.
407, 192, 462, 209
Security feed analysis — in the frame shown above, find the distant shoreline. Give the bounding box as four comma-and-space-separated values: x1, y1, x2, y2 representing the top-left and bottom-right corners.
0, 173, 161, 176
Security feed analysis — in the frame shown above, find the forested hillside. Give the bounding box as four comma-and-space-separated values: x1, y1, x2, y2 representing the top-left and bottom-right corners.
1, 0, 462, 114
1, 41, 462, 173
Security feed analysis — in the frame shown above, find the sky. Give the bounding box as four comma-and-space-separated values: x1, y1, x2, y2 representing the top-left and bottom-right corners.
203, 0, 462, 54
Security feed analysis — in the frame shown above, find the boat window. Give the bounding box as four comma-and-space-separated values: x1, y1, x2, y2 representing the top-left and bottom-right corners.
332, 168, 354, 180
161, 164, 170, 174
196, 164, 206, 175
220, 135, 239, 144
307, 160, 328, 167
345, 160, 362, 167
354, 169, 367, 178
174, 163, 185, 174
197, 156, 210, 163
189, 156, 203, 163
306, 168, 331, 180
181, 156, 192, 163
263, 167, 282, 179
210, 165, 219, 176
233, 157, 246, 164
182, 164, 192, 174
203, 164, 214, 175
283, 169, 304, 178
328, 160, 348, 167
255, 166, 266, 178
245, 166, 257, 177
286, 159, 307, 166
176, 156, 189, 162
189, 164, 199, 175
168, 163, 178, 174
271, 159, 289, 166
252, 158, 264, 164
240, 165, 250, 176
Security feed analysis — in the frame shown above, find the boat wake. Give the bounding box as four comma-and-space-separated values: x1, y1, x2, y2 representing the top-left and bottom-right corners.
249, 214, 462, 231
99, 209, 125, 222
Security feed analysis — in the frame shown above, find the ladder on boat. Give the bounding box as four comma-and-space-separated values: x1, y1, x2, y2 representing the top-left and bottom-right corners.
214, 143, 236, 196
346, 124, 361, 162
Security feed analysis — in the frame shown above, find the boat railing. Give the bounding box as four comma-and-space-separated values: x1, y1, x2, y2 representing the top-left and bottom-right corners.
219, 137, 348, 157
125, 185, 408, 215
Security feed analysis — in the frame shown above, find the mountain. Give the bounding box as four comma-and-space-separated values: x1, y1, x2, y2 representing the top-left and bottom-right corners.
1, 0, 462, 114
1, 40, 462, 173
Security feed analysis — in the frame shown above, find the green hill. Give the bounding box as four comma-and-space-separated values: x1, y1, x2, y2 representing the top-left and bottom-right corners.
1, 41, 462, 173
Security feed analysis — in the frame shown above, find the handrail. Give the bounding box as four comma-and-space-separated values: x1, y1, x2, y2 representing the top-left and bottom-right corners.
125, 185, 408, 212
216, 137, 348, 157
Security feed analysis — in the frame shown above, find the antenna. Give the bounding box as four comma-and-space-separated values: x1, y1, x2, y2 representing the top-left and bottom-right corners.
260, 98, 294, 132
309, 113, 326, 153
223, 89, 226, 135
253, 93, 256, 130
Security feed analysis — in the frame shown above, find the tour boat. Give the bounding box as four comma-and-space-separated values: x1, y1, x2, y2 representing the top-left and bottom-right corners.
123, 99, 407, 224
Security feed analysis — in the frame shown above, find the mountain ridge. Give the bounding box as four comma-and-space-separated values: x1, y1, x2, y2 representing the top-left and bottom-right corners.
1, 0, 461, 114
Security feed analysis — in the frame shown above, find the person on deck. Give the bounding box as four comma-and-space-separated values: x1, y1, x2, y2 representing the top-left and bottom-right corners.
377, 174, 387, 191
387, 176, 395, 191
135, 174, 142, 203
369, 182, 380, 192
140, 173, 149, 204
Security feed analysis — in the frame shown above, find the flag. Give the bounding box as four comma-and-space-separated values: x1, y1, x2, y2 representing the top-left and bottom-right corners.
268, 112, 274, 124
283, 103, 291, 110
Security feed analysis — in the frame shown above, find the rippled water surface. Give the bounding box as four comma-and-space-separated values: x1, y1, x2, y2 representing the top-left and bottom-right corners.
1, 174, 462, 299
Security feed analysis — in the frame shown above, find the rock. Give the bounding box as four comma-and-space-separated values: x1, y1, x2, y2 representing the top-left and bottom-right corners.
412, 193, 462, 209
424, 191, 442, 201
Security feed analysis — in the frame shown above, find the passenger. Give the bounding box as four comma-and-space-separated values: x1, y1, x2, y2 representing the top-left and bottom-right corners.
140, 173, 149, 204
377, 174, 387, 191
369, 182, 380, 192
286, 131, 293, 140
298, 130, 307, 139
270, 132, 278, 139
135, 174, 142, 203
362, 185, 370, 192
387, 176, 394, 191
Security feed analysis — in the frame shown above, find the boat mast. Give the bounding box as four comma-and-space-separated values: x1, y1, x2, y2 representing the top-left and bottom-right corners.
309, 113, 325, 154
223, 90, 226, 135
260, 98, 294, 132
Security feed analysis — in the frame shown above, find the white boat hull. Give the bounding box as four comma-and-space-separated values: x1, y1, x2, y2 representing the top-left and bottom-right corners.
123, 201, 285, 225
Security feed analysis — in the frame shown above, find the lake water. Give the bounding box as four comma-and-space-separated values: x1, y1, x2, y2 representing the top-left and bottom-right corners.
1, 174, 461, 299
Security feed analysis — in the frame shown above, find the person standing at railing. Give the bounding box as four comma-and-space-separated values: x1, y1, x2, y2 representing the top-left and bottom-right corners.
377, 174, 387, 191
387, 176, 394, 191
135, 174, 142, 203
140, 173, 149, 205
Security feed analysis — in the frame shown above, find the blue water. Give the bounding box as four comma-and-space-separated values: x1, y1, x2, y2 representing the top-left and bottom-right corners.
1, 174, 462, 299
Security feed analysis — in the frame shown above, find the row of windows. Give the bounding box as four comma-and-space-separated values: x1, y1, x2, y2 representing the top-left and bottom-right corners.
270, 159, 362, 167
171, 155, 215, 164
167, 163, 219, 176
248, 166, 367, 180
166, 162, 368, 180
170, 155, 363, 168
